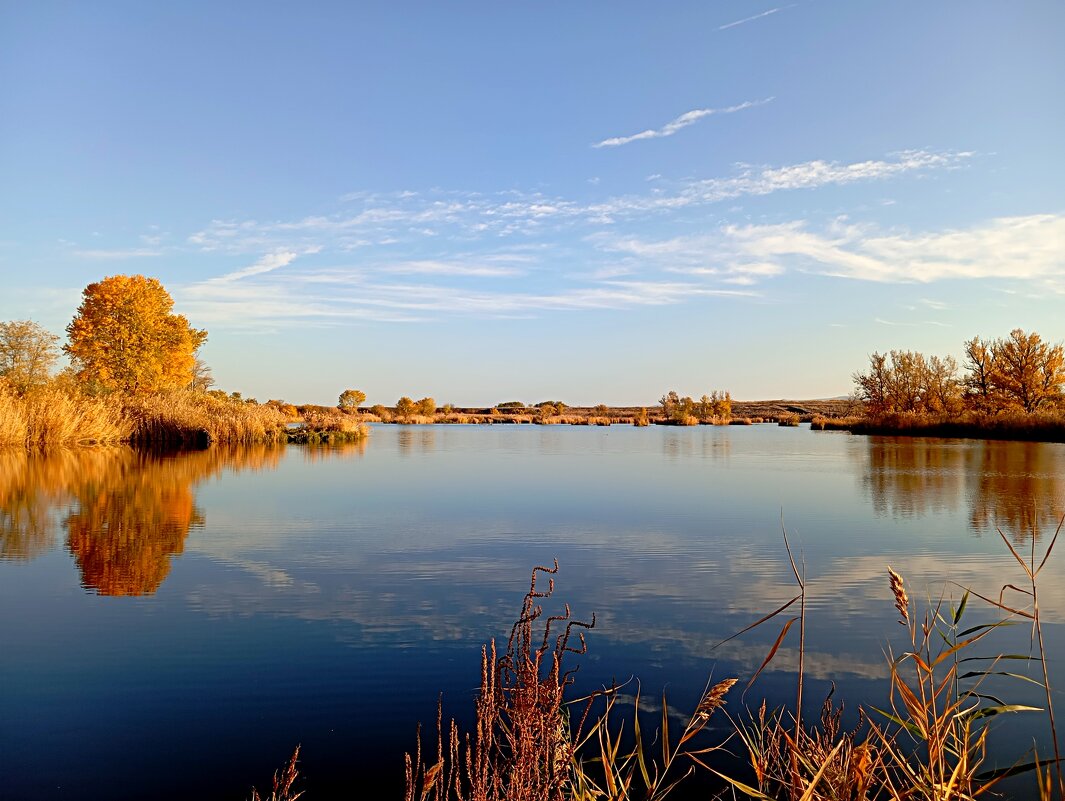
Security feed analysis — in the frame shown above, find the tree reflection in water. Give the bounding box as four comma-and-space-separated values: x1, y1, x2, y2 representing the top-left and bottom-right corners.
859, 436, 1065, 542
0, 442, 366, 595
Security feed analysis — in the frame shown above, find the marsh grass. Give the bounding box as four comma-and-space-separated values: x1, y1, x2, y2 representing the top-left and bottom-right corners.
126, 391, 293, 446
404, 516, 1065, 801
849, 411, 1065, 442
0, 383, 368, 448
810, 415, 862, 431
404, 560, 596, 801
288, 408, 368, 443
248, 747, 303, 801
777, 413, 801, 427
0, 380, 129, 447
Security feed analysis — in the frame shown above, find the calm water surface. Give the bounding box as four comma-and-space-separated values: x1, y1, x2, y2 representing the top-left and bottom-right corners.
2, 424, 1065, 799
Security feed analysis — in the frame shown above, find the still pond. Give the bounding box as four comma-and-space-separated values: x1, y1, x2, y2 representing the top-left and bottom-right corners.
2, 424, 1065, 799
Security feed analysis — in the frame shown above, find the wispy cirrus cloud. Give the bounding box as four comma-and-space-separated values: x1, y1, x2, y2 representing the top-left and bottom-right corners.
73, 247, 163, 259
596, 212, 1065, 292
175, 271, 756, 331
592, 98, 773, 148
722, 213, 1065, 285
383, 259, 524, 277
186, 149, 971, 254
717, 4, 796, 31
164, 147, 989, 331
210, 250, 302, 283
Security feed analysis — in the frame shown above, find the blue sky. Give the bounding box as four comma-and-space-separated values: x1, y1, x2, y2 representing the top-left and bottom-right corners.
2, 1, 1063, 405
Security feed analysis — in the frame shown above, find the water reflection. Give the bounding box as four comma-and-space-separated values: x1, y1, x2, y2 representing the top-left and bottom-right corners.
0, 443, 368, 595
0, 448, 85, 559
966, 442, 1065, 542
397, 427, 436, 455
859, 437, 1065, 539
661, 428, 732, 461
65, 450, 215, 596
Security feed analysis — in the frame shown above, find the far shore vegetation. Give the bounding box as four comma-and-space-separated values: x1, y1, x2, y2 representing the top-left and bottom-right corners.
2, 274, 1064, 447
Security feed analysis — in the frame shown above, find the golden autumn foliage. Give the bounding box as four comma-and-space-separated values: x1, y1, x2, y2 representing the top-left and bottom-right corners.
856, 329, 1065, 417
338, 389, 366, 411
64, 275, 207, 394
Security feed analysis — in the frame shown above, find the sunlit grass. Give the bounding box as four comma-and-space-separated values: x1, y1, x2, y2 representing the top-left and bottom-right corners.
0, 382, 367, 448
0, 380, 129, 447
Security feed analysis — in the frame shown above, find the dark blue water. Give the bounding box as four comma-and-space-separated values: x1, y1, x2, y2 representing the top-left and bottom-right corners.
2, 425, 1064, 799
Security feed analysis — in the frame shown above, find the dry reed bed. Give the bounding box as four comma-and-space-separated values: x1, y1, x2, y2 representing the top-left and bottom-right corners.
810, 414, 863, 431
0, 383, 129, 447
849, 410, 1065, 442
0, 386, 366, 448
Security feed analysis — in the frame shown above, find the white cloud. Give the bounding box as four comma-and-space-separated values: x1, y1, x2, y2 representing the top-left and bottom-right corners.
717, 5, 796, 31
176, 260, 757, 329
593, 212, 1065, 291
209, 250, 300, 283
184, 149, 969, 254
584, 150, 970, 220
593, 98, 774, 148
73, 248, 163, 259
383, 259, 523, 277
725, 213, 1065, 285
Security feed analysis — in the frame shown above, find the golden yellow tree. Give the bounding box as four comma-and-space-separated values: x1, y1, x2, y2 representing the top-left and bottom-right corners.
64, 275, 207, 394
338, 389, 366, 411
989, 329, 1065, 412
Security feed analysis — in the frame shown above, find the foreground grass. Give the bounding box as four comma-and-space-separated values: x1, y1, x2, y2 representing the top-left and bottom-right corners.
395, 526, 1064, 801
0, 383, 367, 448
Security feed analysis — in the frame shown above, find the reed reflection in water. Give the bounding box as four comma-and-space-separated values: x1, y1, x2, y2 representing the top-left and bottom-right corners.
0, 441, 367, 595
858, 436, 1065, 541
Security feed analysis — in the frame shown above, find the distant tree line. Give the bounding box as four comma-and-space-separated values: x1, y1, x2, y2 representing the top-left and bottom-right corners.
853, 329, 1065, 416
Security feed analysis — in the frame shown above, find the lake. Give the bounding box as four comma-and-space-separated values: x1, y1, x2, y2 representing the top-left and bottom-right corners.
3, 424, 1065, 799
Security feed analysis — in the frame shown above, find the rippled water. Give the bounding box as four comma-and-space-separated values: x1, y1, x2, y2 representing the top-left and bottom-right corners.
2, 424, 1064, 799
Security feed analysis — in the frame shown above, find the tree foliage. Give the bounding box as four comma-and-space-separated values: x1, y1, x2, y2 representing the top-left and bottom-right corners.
338, 389, 366, 411
395, 396, 416, 421
991, 328, 1065, 412
64, 275, 207, 394
854, 329, 1064, 416
0, 320, 60, 393
660, 388, 731, 423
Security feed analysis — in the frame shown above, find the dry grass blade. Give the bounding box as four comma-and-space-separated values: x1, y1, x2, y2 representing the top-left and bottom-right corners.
1036, 513, 1064, 576
745, 617, 798, 693
248, 746, 303, 801
713, 594, 801, 649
